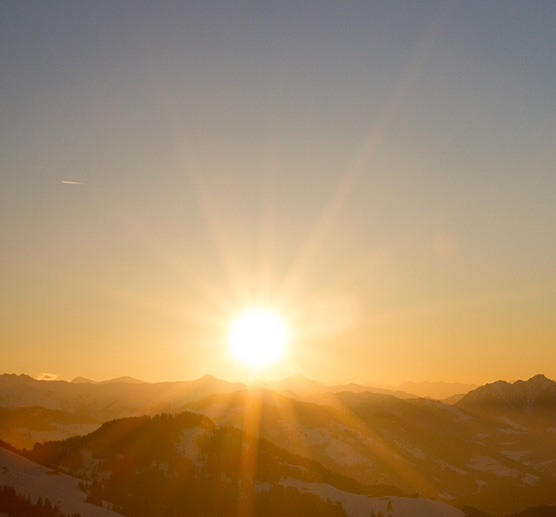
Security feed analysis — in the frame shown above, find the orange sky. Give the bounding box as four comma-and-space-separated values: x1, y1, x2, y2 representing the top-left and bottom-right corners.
2, 2, 555, 386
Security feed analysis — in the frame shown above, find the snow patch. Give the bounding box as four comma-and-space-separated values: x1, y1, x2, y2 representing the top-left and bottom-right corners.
497, 416, 527, 432
465, 455, 518, 477
433, 459, 468, 475
420, 400, 471, 421
499, 450, 527, 461
272, 478, 465, 517
267, 423, 371, 469
408, 447, 426, 459
188, 403, 242, 424
475, 479, 486, 493
176, 427, 209, 465
521, 473, 539, 485
325, 438, 361, 466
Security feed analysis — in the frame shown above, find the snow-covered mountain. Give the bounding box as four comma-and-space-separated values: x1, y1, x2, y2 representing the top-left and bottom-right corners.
2, 373, 556, 515
457, 374, 556, 411
182, 384, 556, 515
12, 412, 465, 517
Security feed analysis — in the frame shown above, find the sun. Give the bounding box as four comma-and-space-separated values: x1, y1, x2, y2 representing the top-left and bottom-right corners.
228, 307, 288, 368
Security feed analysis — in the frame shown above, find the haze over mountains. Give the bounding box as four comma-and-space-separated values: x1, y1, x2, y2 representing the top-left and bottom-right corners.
393, 381, 478, 400
70, 376, 147, 385
0, 373, 475, 449
2, 373, 556, 516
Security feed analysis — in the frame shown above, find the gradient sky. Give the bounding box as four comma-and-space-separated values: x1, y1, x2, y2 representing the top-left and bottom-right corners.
2, 1, 555, 386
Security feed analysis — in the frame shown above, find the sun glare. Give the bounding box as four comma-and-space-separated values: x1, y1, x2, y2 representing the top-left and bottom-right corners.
228, 308, 288, 368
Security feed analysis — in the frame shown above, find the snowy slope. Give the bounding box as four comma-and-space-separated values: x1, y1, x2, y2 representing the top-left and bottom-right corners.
273, 478, 465, 517
0, 447, 122, 516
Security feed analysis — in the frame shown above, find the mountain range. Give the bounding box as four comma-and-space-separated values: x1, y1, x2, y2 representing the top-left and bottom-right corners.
1, 373, 556, 516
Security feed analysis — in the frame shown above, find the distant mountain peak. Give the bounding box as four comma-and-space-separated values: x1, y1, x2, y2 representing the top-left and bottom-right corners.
196, 374, 218, 382
288, 373, 311, 380
102, 376, 145, 384
524, 373, 553, 385
0, 373, 37, 385
457, 374, 556, 411
280, 374, 326, 388
71, 377, 97, 384
70, 376, 145, 384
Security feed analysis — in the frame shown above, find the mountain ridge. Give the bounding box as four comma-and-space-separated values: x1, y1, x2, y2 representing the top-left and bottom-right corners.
2, 373, 556, 514
252, 374, 419, 399
457, 374, 556, 411
71, 375, 146, 384
394, 381, 478, 400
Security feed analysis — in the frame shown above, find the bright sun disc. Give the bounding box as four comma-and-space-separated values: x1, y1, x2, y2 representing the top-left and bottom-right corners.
228, 308, 288, 368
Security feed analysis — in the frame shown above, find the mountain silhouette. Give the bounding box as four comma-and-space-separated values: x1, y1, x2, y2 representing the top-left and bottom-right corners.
71, 376, 146, 384
457, 374, 556, 412
394, 381, 478, 400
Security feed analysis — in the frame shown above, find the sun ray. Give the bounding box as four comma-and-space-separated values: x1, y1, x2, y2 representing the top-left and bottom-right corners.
236, 389, 264, 517
151, 71, 251, 304
276, 3, 456, 310
314, 393, 439, 497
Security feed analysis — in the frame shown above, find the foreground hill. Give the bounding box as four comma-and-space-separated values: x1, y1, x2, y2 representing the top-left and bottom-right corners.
12, 412, 464, 517
0, 445, 122, 516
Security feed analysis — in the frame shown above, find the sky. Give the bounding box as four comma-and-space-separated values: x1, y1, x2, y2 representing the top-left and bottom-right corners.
1, 1, 555, 386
